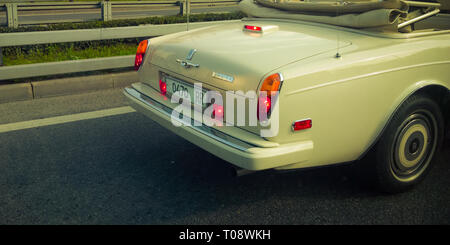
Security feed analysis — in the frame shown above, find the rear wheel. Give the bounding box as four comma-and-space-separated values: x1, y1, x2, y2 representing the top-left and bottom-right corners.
372, 95, 444, 193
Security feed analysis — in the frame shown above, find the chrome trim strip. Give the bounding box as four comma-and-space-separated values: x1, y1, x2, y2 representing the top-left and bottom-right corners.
277, 72, 284, 91
278, 72, 284, 83
398, 8, 440, 29
125, 87, 254, 152
403, 1, 441, 8
286, 61, 450, 96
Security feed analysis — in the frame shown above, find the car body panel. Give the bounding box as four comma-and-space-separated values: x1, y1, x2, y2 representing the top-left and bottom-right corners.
126, 15, 450, 171
274, 29, 450, 168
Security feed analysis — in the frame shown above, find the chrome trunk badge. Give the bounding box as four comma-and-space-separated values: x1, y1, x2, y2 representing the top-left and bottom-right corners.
212, 72, 234, 83
186, 49, 196, 61
176, 49, 199, 68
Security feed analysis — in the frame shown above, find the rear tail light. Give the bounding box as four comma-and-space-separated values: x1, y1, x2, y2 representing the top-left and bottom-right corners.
159, 79, 167, 95
258, 73, 282, 121
134, 40, 148, 71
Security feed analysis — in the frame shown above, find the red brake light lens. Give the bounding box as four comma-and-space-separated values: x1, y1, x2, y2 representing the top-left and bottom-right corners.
257, 73, 282, 120
212, 104, 224, 119
244, 25, 262, 32
257, 95, 271, 119
293, 119, 312, 131
134, 40, 148, 71
159, 79, 167, 96
134, 54, 143, 71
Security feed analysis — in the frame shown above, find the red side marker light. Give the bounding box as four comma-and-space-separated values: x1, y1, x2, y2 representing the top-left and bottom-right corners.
244, 25, 262, 32
292, 119, 312, 131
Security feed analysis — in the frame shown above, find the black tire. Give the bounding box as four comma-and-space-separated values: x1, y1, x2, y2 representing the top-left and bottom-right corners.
371, 95, 444, 193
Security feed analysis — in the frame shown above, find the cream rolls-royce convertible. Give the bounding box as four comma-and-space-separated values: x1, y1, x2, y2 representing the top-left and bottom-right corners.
124, 0, 450, 193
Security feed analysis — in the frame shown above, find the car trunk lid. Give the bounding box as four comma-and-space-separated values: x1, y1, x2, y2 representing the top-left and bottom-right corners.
149, 20, 351, 92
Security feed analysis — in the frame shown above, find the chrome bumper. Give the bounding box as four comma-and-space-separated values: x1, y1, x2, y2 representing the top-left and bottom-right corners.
124, 85, 314, 171
124, 87, 255, 152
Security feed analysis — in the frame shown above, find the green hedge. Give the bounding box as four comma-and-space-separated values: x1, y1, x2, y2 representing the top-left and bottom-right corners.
3, 38, 141, 57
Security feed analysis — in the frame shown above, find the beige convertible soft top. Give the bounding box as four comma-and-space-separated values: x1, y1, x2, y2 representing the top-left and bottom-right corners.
239, 0, 442, 30
255, 0, 409, 14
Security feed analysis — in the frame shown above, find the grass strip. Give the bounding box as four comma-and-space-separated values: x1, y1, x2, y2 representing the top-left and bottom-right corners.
3, 42, 138, 66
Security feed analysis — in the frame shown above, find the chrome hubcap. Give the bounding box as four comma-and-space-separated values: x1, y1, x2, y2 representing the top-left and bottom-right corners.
391, 111, 437, 182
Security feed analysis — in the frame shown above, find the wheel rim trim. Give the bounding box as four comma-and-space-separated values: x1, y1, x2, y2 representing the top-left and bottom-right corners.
391, 111, 437, 181
397, 122, 428, 169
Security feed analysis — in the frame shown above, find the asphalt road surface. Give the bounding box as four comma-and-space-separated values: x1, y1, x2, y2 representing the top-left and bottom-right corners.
0, 5, 240, 25
0, 88, 449, 224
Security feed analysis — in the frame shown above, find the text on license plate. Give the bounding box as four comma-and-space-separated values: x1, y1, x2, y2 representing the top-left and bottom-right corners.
165, 76, 206, 106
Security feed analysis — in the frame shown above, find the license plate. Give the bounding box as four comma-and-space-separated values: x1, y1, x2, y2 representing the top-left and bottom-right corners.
163, 75, 206, 107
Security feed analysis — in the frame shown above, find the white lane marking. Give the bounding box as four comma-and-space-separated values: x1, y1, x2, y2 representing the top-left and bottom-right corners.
0, 106, 136, 134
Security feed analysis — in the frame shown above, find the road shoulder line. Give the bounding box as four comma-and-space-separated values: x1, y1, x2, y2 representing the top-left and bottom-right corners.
0, 106, 135, 133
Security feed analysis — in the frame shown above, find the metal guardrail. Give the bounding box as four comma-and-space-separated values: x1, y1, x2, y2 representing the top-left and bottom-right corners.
0, 20, 232, 46
0, 19, 241, 80
0, 0, 240, 27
